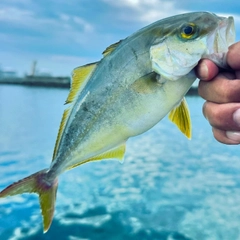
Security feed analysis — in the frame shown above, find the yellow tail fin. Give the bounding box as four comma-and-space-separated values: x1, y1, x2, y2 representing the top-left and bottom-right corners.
0, 169, 58, 233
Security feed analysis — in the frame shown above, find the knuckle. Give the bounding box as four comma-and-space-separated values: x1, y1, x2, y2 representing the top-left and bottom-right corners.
212, 128, 223, 143
197, 81, 204, 98
212, 128, 230, 144
220, 80, 240, 103
202, 101, 208, 118
210, 107, 221, 124
204, 103, 224, 128
198, 81, 210, 100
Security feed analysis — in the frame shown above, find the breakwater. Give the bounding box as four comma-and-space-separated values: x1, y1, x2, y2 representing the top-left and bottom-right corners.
0, 76, 199, 95
0, 76, 70, 88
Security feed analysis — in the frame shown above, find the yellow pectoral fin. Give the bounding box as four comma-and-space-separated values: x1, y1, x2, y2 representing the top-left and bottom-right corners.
168, 98, 191, 139
67, 143, 126, 170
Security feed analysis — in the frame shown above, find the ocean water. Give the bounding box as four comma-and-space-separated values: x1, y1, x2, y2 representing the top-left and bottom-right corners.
0, 85, 240, 240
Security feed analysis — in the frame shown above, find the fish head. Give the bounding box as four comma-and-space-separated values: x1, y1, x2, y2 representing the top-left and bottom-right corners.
150, 12, 235, 81
204, 15, 235, 68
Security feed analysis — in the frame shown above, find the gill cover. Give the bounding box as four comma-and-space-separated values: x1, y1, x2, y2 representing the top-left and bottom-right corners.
150, 23, 206, 80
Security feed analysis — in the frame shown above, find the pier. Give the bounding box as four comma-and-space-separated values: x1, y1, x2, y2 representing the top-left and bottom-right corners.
0, 75, 70, 88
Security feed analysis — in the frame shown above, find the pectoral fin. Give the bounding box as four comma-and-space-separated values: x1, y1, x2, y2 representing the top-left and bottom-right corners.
131, 72, 162, 94
168, 98, 191, 139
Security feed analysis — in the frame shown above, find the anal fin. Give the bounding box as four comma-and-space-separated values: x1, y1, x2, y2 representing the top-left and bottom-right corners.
67, 143, 126, 170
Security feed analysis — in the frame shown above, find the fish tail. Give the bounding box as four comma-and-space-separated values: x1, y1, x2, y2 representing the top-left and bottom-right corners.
0, 169, 58, 233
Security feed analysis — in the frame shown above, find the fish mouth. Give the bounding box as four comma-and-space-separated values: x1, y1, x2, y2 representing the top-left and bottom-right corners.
204, 16, 235, 68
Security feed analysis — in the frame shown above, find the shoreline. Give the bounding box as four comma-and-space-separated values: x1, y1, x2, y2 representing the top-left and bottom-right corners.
0, 77, 199, 95
0, 76, 70, 88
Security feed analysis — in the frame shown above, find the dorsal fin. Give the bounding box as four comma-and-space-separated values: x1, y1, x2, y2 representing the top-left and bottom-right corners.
52, 62, 98, 160
67, 143, 126, 170
168, 97, 191, 139
102, 40, 122, 57
65, 62, 98, 105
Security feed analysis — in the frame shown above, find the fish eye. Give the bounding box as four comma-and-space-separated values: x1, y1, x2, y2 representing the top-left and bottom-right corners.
183, 25, 194, 35
180, 23, 197, 39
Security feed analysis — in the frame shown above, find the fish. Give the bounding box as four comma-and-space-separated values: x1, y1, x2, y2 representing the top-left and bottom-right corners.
0, 12, 235, 233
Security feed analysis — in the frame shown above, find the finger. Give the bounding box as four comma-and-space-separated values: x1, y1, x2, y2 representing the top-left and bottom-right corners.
195, 59, 219, 81
227, 42, 240, 70
198, 73, 240, 103
236, 71, 240, 79
202, 102, 240, 131
212, 127, 240, 145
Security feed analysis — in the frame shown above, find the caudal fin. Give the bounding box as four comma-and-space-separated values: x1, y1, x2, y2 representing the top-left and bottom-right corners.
0, 169, 58, 233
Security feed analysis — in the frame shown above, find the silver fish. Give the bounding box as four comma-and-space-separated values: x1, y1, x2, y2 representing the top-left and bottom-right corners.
0, 12, 235, 232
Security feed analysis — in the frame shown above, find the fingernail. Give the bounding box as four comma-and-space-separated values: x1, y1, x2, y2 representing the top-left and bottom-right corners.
198, 62, 208, 80
226, 131, 240, 142
233, 109, 240, 126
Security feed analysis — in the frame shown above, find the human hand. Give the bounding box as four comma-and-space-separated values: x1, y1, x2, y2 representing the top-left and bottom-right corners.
196, 42, 240, 144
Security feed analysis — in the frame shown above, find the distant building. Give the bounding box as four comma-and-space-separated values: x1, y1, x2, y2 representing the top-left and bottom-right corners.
0, 62, 70, 87
0, 69, 17, 79
0, 63, 18, 79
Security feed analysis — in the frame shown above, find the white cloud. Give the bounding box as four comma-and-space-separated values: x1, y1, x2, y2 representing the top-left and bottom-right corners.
50, 54, 91, 65
0, 5, 96, 58
0, 6, 94, 35
58, 14, 94, 33
73, 16, 94, 32
102, 0, 183, 24
0, 7, 34, 23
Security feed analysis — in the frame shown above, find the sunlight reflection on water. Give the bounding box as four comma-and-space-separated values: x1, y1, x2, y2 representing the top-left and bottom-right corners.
0, 85, 240, 240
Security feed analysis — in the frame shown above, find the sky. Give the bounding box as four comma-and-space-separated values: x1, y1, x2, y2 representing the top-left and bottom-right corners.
0, 0, 240, 77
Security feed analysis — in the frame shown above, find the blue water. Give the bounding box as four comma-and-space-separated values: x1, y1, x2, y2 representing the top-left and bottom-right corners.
0, 85, 240, 240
